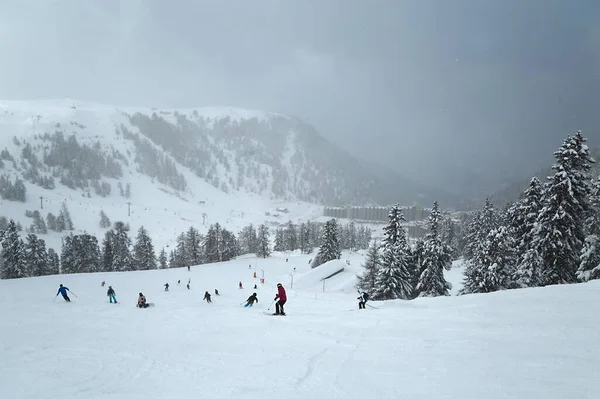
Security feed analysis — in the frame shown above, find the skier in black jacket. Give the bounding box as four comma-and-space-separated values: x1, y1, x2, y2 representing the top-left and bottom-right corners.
244, 293, 258, 307
107, 286, 117, 303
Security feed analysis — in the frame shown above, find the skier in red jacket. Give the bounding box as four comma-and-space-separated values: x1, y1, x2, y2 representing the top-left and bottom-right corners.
274, 283, 287, 315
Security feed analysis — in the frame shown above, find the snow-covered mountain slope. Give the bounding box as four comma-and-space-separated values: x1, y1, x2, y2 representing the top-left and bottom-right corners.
0, 98, 449, 205
1, 251, 597, 399
0, 99, 332, 253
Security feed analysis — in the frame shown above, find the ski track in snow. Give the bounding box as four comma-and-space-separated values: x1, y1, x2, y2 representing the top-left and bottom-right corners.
1, 253, 599, 399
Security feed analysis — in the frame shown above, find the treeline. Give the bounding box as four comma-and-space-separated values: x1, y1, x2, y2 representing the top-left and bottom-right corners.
355, 130, 600, 302
273, 220, 371, 254
459, 131, 600, 293
355, 202, 453, 300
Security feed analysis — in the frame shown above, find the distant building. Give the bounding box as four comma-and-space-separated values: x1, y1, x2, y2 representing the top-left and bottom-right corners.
323, 205, 429, 223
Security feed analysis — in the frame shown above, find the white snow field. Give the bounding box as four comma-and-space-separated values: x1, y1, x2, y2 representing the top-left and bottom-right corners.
1, 252, 599, 399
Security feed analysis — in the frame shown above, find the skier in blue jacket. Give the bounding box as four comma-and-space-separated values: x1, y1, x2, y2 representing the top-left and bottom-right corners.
56, 284, 71, 302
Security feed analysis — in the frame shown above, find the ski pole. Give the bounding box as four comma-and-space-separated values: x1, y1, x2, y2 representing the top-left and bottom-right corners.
267, 299, 276, 311
70, 291, 78, 298
366, 303, 378, 309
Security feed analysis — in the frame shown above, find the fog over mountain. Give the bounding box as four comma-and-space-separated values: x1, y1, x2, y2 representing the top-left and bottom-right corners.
1, 1, 599, 199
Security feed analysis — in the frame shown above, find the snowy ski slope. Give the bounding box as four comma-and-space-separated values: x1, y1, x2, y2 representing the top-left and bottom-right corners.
1, 251, 598, 399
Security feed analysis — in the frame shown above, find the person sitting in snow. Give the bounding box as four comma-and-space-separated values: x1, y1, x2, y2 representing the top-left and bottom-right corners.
137, 292, 149, 308
203, 291, 212, 303
164, 283, 169, 291
101, 281, 106, 287
357, 292, 369, 309
244, 293, 258, 307
107, 286, 117, 303
214, 289, 219, 296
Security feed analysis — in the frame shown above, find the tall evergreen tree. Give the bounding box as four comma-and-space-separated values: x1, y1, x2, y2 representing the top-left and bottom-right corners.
57, 202, 74, 231
464, 199, 500, 262
239, 224, 258, 255
220, 228, 238, 261
158, 247, 168, 269
31, 210, 47, 234
577, 175, 600, 282
172, 232, 188, 268
509, 177, 544, 287
46, 213, 58, 232
460, 226, 517, 294
417, 202, 453, 297
356, 240, 380, 294
311, 219, 341, 268
256, 224, 271, 258
273, 227, 285, 252
133, 226, 156, 270
285, 221, 298, 251
101, 230, 115, 272
0, 220, 27, 279
47, 247, 60, 275
409, 239, 425, 291
372, 206, 413, 299
185, 227, 203, 266
25, 234, 48, 277
533, 131, 594, 285
99, 210, 111, 228
298, 222, 310, 254
204, 223, 223, 263
111, 221, 133, 272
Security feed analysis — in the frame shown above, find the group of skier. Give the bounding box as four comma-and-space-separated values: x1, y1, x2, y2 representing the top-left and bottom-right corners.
54, 280, 290, 314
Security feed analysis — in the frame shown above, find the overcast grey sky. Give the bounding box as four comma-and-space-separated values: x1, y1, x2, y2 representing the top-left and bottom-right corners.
1, 0, 599, 195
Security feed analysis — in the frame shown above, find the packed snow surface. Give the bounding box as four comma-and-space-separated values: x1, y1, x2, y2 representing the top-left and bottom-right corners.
1, 252, 598, 399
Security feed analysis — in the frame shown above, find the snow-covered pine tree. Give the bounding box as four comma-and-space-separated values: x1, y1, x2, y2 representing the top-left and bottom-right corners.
32, 211, 47, 234
204, 224, 220, 263
46, 213, 58, 232
0, 220, 27, 279
464, 198, 500, 262
57, 202, 74, 231
356, 240, 380, 294
239, 224, 258, 255
158, 248, 168, 269
168, 250, 176, 268
101, 230, 115, 272
417, 202, 453, 297
311, 219, 341, 268
460, 226, 517, 294
256, 224, 271, 258
172, 232, 188, 268
298, 222, 309, 254
273, 227, 285, 252
220, 228, 238, 262
307, 221, 322, 250
409, 239, 425, 291
111, 221, 133, 272
578, 235, 600, 281
508, 177, 544, 287
372, 206, 413, 300
533, 131, 594, 285
347, 221, 357, 251
284, 221, 297, 252
72, 234, 101, 273
60, 234, 75, 274
99, 210, 111, 228
47, 248, 60, 275
133, 226, 156, 270
577, 175, 600, 282
185, 227, 203, 266
25, 234, 48, 277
